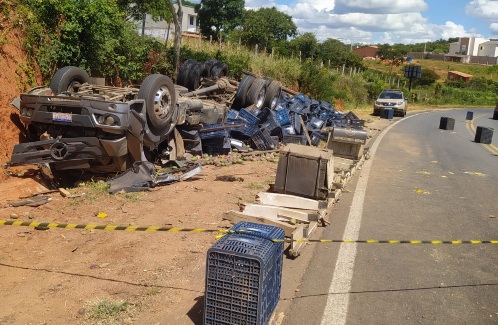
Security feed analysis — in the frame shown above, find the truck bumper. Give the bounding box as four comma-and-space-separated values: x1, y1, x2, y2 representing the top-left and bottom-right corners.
8, 137, 127, 170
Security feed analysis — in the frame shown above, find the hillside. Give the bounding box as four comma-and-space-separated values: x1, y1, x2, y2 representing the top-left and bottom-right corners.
364, 58, 498, 82
0, 8, 42, 166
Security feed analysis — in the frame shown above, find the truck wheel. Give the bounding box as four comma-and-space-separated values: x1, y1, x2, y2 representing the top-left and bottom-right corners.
232, 75, 255, 110
50, 66, 90, 95
245, 78, 267, 109
177, 59, 197, 88
203, 58, 218, 77
186, 63, 208, 91
210, 62, 228, 79
138, 74, 177, 135
264, 80, 282, 110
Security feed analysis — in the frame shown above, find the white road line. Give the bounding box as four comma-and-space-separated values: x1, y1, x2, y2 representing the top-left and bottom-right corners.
320, 115, 416, 325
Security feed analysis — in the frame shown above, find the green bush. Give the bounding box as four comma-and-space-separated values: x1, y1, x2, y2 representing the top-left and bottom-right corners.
20, 0, 172, 84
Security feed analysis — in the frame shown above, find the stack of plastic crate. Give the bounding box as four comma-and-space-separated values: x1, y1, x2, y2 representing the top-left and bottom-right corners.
204, 222, 284, 325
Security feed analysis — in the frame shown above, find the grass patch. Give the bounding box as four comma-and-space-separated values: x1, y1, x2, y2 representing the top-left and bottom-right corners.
78, 179, 109, 196
84, 298, 133, 325
123, 192, 141, 202
247, 182, 265, 191
87, 179, 110, 193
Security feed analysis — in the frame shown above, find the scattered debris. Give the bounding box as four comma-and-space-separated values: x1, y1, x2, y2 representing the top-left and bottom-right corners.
59, 188, 72, 197
215, 175, 245, 182
107, 161, 202, 194
8, 195, 51, 207
96, 212, 108, 219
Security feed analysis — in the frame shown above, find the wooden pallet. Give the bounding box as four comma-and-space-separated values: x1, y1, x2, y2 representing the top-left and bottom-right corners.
222, 192, 329, 257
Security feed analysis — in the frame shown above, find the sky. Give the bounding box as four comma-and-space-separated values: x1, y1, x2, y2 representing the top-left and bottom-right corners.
240, 0, 498, 44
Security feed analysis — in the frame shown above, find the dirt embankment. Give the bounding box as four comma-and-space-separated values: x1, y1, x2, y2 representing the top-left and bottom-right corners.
0, 18, 42, 167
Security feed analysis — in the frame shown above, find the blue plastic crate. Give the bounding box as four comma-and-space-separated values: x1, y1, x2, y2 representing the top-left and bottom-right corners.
227, 110, 240, 120
281, 125, 296, 136
381, 108, 394, 119
257, 107, 272, 122
282, 134, 307, 145
239, 108, 261, 125
202, 137, 231, 155
251, 128, 277, 151
261, 113, 281, 136
290, 113, 302, 134
200, 129, 231, 140
306, 117, 324, 131
204, 230, 283, 325
310, 132, 321, 146
274, 109, 291, 126
229, 222, 285, 244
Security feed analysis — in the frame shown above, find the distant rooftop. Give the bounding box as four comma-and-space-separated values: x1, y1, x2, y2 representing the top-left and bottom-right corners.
448, 71, 473, 78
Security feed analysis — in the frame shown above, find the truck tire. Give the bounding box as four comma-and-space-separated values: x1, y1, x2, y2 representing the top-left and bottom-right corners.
203, 58, 218, 77
210, 62, 228, 79
177, 59, 197, 88
245, 77, 267, 109
232, 75, 255, 110
186, 63, 208, 91
263, 80, 282, 110
50, 66, 90, 95
138, 74, 177, 135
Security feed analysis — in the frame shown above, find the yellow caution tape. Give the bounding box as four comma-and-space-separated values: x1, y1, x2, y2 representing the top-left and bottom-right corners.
0, 220, 234, 234
1, 220, 497, 244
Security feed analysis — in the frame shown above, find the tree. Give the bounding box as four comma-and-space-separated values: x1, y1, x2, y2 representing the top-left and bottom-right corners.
116, 0, 182, 74
414, 68, 439, 86
195, 0, 244, 44
116, 0, 172, 21
376, 44, 406, 66
288, 33, 318, 60
318, 39, 363, 68
240, 7, 297, 50
167, 0, 182, 74
21, 0, 172, 82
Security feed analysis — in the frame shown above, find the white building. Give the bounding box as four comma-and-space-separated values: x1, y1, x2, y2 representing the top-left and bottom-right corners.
448, 37, 488, 55
477, 40, 498, 57
138, 5, 199, 41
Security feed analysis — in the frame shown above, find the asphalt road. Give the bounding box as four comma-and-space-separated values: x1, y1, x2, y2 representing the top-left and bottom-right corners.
283, 109, 498, 325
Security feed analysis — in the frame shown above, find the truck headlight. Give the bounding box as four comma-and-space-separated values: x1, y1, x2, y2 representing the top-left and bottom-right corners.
105, 115, 116, 126
95, 114, 120, 126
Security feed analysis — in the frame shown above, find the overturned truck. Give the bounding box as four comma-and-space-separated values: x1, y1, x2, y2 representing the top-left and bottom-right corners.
8, 63, 282, 177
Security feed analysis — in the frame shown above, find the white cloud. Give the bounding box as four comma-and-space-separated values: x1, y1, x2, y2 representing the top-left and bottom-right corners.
334, 0, 428, 14
243, 0, 485, 44
245, 0, 279, 9
297, 25, 373, 43
438, 21, 481, 39
295, 0, 335, 12
465, 0, 498, 20
491, 22, 498, 33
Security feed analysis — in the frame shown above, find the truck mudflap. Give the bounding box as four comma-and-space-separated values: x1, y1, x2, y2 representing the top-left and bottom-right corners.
8, 137, 109, 166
